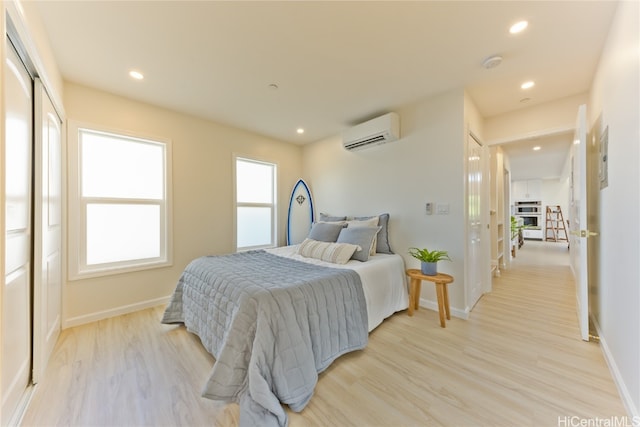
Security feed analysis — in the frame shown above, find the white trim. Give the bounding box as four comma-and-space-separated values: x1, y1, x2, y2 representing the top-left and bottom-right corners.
6, 384, 34, 427
67, 120, 173, 280
233, 155, 278, 251
62, 296, 171, 329
487, 125, 575, 146
592, 317, 639, 418
419, 297, 470, 320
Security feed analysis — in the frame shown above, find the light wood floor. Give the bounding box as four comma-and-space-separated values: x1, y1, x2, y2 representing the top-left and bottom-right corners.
21, 241, 626, 426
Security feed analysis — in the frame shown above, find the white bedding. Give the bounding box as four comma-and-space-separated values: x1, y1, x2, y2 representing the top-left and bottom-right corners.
266, 245, 409, 332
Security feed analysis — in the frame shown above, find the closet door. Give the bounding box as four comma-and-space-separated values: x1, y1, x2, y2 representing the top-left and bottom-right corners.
2, 37, 33, 425
33, 78, 62, 383
466, 133, 487, 309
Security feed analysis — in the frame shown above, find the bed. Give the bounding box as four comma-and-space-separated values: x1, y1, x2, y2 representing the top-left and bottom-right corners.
267, 245, 408, 332
162, 218, 408, 427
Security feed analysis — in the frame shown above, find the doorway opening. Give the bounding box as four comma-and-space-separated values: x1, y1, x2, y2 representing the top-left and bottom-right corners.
489, 105, 600, 343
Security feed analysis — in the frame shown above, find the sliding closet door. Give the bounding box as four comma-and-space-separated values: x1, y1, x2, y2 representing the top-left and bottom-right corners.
32, 78, 62, 383
2, 37, 33, 425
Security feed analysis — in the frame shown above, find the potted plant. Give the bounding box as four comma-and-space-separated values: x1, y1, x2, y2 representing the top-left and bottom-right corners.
510, 215, 523, 239
510, 215, 525, 250
408, 247, 451, 276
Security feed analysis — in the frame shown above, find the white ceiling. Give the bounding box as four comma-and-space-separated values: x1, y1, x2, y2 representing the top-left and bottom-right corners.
34, 1, 617, 176
500, 132, 573, 181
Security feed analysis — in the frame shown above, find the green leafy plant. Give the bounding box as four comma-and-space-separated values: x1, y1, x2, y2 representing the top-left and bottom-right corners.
408, 247, 452, 263
511, 215, 527, 239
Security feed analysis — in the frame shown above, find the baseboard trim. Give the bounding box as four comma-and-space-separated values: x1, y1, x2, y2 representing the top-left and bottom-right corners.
9, 384, 34, 427
592, 316, 639, 418
63, 296, 171, 329
419, 297, 469, 320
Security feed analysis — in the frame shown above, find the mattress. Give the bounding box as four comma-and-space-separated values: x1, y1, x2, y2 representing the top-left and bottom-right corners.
266, 245, 409, 332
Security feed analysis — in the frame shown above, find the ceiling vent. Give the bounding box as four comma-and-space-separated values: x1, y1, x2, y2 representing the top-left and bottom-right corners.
342, 112, 400, 151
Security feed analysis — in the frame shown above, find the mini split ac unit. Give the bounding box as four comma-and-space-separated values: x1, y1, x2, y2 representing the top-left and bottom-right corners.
342, 112, 400, 151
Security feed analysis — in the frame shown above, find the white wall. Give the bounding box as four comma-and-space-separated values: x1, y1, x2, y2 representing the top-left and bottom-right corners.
464, 91, 484, 139
63, 83, 302, 326
542, 178, 570, 227
588, 0, 639, 417
484, 93, 588, 144
302, 88, 469, 314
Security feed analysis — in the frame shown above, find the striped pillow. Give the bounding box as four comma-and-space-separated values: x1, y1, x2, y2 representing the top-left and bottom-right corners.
297, 238, 361, 264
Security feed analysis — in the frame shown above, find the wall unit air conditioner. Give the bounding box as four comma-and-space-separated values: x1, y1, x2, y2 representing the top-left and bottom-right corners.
342, 112, 400, 151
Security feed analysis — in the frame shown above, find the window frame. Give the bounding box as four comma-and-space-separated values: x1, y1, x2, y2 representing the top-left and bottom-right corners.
234, 155, 277, 251
68, 121, 173, 280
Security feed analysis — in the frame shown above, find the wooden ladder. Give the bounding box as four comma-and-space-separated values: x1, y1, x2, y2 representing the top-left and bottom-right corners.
545, 205, 568, 242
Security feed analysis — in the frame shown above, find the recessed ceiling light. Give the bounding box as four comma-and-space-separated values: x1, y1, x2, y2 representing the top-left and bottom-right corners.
296, 128, 305, 134
510, 21, 528, 34
521, 81, 535, 90
129, 70, 144, 80
533, 146, 541, 151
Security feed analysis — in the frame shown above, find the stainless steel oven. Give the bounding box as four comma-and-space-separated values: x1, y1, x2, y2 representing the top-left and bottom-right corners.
520, 215, 540, 228
514, 200, 543, 239
515, 200, 542, 215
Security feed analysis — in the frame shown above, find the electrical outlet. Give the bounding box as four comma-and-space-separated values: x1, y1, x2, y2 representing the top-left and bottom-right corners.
425, 202, 433, 215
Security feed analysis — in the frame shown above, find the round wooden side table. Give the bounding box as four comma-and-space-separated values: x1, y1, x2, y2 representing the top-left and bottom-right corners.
406, 269, 455, 328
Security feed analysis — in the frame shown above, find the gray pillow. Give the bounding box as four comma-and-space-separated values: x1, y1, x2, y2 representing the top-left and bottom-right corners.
319, 212, 347, 222
337, 226, 381, 262
307, 222, 345, 242
355, 213, 393, 254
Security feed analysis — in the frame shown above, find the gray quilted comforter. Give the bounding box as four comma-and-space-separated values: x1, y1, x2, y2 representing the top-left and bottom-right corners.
161, 250, 368, 427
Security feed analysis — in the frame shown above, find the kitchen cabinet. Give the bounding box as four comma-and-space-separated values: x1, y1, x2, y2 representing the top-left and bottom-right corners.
523, 228, 543, 240
512, 179, 542, 201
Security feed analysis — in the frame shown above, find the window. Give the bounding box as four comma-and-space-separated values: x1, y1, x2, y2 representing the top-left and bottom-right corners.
235, 157, 277, 251
68, 122, 172, 279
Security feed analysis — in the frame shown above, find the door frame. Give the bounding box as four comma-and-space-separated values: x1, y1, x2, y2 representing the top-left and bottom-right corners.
569, 104, 592, 341
586, 115, 602, 332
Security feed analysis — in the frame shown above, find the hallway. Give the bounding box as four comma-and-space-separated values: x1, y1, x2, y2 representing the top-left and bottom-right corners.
511, 239, 571, 267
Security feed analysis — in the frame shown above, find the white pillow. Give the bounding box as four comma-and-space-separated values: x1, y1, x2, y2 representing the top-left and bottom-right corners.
297, 238, 361, 264
346, 217, 379, 255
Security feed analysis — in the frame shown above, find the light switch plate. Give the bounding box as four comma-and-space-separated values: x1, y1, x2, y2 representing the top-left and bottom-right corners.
437, 203, 450, 215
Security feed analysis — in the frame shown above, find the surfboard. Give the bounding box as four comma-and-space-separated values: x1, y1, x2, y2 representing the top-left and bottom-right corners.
287, 179, 315, 245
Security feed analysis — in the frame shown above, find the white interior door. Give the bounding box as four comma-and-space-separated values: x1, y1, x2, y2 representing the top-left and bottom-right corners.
2, 37, 33, 425
467, 134, 486, 309
32, 79, 62, 383
569, 104, 590, 341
